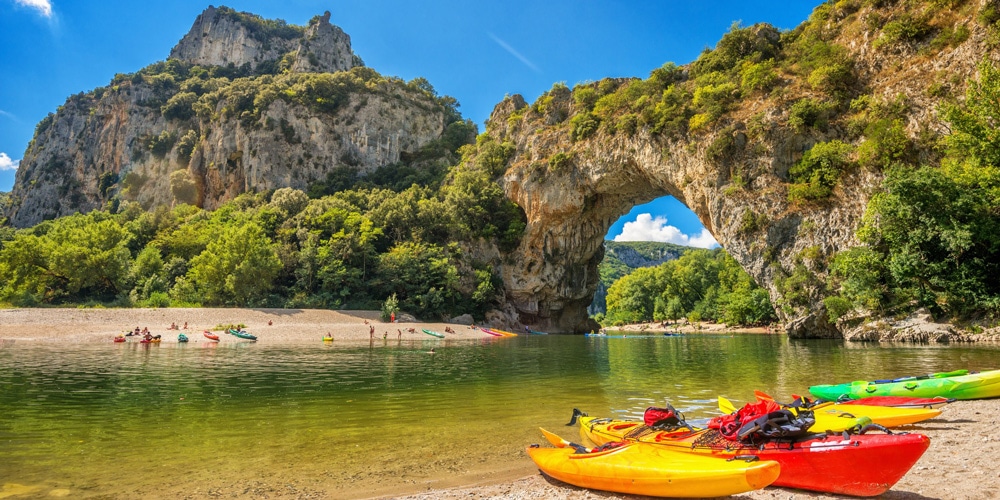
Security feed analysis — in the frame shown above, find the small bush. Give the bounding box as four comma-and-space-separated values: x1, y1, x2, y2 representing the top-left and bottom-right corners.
824, 295, 854, 322
874, 15, 932, 50
788, 140, 855, 202
788, 98, 836, 132
570, 111, 600, 141
548, 152, 573, 173
739, 60, 779, 94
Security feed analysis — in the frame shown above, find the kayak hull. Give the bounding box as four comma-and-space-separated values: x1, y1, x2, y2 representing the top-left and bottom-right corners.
580, 416, 929, 497
421, 329, 444, 338
810, 369, 1000, 401
836, 396, 953, 409
526, 442, 779, 498
203, 332, 219, 341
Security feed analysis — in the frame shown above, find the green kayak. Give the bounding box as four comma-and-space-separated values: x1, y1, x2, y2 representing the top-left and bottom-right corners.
421, 329, 444, 338
809, 369, 1000, 401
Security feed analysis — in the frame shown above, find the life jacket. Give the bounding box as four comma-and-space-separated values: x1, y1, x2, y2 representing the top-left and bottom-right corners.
643, 404, 687, 430
708, 399, 815, 442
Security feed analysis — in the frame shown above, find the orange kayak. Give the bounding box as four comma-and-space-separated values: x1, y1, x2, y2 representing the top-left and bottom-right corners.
527, 429, 779, 498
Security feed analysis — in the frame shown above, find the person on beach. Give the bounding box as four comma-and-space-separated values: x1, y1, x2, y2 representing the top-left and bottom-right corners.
182, 322, 188, 330
397, 329, 402, 340
390, 312, 395, 323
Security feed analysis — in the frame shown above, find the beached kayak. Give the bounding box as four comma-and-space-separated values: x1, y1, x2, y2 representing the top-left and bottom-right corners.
228, 329, 257, 341
836, 396, 953, 409
479, 327, 503, 337
485, 328, 517, 337
421, 329, 444, 338
203, 331, 220, 341
578, 415, 929, 497
719, 396, 941, 431
528, 429, 779, 498
809, 369, 1000, 401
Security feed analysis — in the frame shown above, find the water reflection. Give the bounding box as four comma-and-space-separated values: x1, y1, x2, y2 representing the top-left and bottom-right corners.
1, 335, 998, 498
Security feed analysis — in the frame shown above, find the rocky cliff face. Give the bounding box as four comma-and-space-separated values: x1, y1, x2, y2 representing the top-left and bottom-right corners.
169, 7, 356, 74
6, 7, 446, 226
486, 1, 999, 336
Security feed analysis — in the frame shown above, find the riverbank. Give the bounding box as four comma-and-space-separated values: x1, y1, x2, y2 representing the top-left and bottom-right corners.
0, 307, 492, 344
611, 320, 774, 335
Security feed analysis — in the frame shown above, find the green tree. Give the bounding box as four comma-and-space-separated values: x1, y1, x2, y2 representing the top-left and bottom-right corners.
186, 222, 282, 306
376, 241, 459, 319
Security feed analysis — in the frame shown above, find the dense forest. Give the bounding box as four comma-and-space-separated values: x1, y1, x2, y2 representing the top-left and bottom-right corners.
597, 248, 777, 327
589, 241, 687, 315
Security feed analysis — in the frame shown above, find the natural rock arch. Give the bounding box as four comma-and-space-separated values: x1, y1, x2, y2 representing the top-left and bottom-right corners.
481, 3, 999, 337
487, 83, 907, 337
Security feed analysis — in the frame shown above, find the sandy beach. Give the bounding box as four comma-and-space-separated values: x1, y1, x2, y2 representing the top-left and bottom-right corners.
1, 307, 997, 499
0, 307, 496, 344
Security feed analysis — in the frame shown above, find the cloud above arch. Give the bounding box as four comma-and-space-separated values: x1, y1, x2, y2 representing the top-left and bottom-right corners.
613, 213, 718, 248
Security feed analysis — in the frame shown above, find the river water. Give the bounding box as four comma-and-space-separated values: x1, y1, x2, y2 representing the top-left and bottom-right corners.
2, 334, 998, 498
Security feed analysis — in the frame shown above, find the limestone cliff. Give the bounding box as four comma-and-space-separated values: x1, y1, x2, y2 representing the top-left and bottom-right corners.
169, 6, 357, 75
6, 7, 448, 226
484, 0, 999, 336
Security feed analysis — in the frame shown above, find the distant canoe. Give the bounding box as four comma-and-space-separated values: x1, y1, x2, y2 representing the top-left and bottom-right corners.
526, 328, 548, 335
421, 329, 444, 338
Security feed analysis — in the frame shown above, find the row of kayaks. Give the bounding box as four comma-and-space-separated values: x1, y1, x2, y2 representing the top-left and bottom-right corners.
419, 327, 520, 338
528, 368, 1000, 498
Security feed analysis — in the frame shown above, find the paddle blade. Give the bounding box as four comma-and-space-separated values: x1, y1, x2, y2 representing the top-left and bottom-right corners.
719, 396, 737, 414
753, 390, 775, 402
539, 428, 569, 448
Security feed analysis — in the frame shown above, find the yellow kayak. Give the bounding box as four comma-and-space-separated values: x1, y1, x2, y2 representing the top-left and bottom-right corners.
719, 396, 941, 431
808, 401, 940, 430
527, 429, 779, 498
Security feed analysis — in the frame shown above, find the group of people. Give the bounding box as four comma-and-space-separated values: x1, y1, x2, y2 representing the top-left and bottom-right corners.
168, 322, 188, 330
125, 326, 160, 341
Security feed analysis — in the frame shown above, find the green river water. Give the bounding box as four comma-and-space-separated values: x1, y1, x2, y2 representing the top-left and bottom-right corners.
1, 334, 999, 498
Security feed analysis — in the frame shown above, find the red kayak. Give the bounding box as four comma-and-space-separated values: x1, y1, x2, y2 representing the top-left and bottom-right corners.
836, 396, 953, 409
580, 415, 930, 497
203, 331, 220, 341
479, 327, 503, 337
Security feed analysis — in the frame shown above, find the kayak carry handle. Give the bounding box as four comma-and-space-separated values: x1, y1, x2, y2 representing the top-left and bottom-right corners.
727, 455, 760, 462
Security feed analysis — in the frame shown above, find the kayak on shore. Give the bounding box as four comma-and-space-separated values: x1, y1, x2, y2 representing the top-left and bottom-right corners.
574, 407, 930, 497
527, 428, 780, 498
228, 329, 257, 341
809, 369, 1000, 401
422, 329, 444, 338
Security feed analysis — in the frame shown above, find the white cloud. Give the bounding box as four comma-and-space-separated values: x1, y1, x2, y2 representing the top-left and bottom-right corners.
613, 213, 719, 249
0, 152, 20, 171
14, 0, 52, 17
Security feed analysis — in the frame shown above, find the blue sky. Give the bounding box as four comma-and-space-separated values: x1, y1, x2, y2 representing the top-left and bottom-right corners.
0, 0, 817, 243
